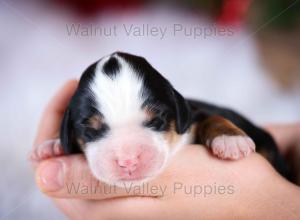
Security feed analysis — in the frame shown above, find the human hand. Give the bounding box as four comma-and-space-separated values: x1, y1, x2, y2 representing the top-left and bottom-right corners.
31, 80, 300, 220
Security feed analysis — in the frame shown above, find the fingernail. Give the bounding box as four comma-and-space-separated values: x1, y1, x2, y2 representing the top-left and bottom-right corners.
38, 160, 64, 192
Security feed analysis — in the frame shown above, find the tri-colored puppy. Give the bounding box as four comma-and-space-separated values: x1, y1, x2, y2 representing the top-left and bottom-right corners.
31, 52, 290, 187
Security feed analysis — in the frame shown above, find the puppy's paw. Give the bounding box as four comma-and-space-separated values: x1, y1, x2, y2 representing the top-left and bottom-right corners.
29, 139, 64, 162
210, 135, 255, 160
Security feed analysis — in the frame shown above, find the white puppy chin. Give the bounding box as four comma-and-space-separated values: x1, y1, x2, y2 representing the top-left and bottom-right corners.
87, 155, 168, 188
83, 132, 171, 187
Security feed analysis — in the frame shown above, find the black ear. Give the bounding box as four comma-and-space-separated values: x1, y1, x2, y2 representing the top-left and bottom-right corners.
171, 89, 191, 134
60, 108, 81, 154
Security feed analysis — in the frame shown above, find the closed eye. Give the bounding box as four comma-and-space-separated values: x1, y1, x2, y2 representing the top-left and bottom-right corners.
143, 116, 169, 131
81, 123, 109, 141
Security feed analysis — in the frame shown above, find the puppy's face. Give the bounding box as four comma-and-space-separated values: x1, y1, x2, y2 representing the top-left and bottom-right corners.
61, 52, 191, 186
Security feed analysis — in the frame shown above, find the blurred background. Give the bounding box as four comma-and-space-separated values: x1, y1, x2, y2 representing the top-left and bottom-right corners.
0, 0, 299, 219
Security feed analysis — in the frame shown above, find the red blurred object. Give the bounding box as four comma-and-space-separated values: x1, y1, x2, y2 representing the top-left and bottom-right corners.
218, 0, 252, 26
55, 0, 142, 17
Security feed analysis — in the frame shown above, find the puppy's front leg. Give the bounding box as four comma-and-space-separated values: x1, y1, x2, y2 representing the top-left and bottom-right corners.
29, 139, 64, 162
196, 116, 256, 160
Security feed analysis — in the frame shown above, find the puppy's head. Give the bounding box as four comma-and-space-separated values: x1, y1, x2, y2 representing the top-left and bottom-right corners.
60, 52, 191, 186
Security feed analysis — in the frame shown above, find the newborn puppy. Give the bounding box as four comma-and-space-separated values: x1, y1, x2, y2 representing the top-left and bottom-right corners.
31, 52, 290, 186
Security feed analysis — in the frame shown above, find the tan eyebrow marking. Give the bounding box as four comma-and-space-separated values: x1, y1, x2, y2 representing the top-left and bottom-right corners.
144, 106, 156, 121
88, 115, 102, 130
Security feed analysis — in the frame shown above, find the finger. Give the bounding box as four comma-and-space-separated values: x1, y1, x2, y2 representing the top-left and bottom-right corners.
53, 196, 164, 220
33, 79, 78, 147
35, 155, 163, 200
53, 198, 92, 220
85, 197, 164, 220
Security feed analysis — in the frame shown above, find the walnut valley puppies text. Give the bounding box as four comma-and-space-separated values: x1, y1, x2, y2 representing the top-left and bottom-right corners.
66, 181, 235, 198
65, 23, 235, 39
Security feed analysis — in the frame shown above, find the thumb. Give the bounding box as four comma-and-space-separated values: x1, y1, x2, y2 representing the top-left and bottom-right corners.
35, 155, 161, 200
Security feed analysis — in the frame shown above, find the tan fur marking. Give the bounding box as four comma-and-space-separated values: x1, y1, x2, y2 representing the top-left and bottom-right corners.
163, 121, 182, 148
144, 107, 156, 121
196, 116, 246, 147
88, 115, 102, 130
76, 138, 86, 151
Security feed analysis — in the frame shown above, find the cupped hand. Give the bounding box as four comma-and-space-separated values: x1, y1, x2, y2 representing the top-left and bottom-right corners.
31, 80, 300, 220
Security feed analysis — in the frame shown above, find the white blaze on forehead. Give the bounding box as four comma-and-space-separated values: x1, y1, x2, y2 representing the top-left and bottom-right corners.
90, 55, 145, 126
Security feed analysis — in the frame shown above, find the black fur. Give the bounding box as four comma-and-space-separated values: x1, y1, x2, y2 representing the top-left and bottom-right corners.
102, 56, 121, 78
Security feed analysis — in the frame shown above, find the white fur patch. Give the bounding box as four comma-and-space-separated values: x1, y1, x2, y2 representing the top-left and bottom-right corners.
90, 55, 145, 126
211, 135, 255, 160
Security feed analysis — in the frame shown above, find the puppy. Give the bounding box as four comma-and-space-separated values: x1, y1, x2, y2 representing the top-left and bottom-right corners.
31, 52, 290, 186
